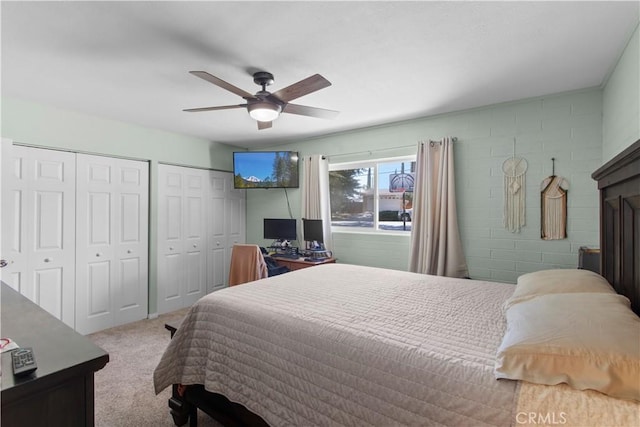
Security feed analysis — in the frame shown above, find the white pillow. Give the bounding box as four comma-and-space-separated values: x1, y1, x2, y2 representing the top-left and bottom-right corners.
504, 269, 615, 310
495, 292, 640, 401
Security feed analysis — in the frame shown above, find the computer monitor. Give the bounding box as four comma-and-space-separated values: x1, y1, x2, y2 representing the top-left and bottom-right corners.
263, 218, 297, 241
303, 219, 324, 243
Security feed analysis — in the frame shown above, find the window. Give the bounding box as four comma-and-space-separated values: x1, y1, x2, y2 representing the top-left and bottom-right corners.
329, 156, 415, 232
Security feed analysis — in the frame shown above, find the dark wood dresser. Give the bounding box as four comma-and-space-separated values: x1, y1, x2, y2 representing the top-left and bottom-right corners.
1, 282, 109, 427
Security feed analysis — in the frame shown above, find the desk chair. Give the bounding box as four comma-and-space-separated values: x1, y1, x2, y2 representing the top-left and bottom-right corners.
228, 244, 269, 286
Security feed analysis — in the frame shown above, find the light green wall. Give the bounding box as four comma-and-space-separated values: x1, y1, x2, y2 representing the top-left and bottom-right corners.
1, 96, 239, 314
603, 23, 640, 161
248, 89, 603, 283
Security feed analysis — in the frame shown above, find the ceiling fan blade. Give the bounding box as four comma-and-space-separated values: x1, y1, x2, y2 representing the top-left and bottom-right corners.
183, 104, 247, 112
189, 71, 255, 99
270, 74, 331, 102
283, 103, 339, 119
257, 121, 273, 130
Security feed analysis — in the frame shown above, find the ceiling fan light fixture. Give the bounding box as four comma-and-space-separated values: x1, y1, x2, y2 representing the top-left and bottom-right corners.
248, 102, 281, 122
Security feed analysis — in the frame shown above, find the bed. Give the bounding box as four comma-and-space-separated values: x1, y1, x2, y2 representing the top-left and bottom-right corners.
154, 139, 640, 427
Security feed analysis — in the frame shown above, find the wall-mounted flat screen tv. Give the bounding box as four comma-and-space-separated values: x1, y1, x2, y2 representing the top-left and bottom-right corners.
233, 151, 299, 189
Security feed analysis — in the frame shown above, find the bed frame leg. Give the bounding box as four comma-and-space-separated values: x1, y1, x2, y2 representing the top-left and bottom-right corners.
168, 384, 196, 427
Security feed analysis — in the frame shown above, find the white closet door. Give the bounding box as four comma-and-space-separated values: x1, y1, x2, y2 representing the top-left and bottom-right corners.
1, 140, 26, 290
157, 165, 183, 313
183, 168, 207, 306
207, 171, 227, 293
75, 154, 149, 334
225, 177, 246, 285
157, 165, 207, 313
116, 160, 149, 324
1, 143, 76, 327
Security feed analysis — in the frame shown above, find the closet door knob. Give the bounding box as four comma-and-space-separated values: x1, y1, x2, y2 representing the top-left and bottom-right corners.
193, 244, 197, 248
169, 247, 174, 251
127, 249, 132, 254
96, 253, 102, 257
44, 258, 53, 263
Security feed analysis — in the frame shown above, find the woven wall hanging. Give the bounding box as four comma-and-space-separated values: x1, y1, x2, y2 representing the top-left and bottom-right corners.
502, 146, 528, 233
540, 158, 569, 240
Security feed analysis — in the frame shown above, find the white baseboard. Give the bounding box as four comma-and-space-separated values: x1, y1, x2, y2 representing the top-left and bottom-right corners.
147, 312, 158, 319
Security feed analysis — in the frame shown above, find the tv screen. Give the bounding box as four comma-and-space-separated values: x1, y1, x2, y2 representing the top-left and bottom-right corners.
263, 218, 297, 241
303, 219, 324, 243
233, 151, 299, 189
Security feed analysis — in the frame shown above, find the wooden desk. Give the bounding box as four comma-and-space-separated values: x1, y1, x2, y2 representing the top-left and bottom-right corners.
274, 256, 336, 271
1, 283, 109, 427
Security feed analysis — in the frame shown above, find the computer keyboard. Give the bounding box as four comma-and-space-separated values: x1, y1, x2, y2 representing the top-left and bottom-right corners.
272, 253, 300, 259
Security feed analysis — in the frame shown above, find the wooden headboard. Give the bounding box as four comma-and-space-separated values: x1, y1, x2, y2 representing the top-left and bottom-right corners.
592, 139, 640, 315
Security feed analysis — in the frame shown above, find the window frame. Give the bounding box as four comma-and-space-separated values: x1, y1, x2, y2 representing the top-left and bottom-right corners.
328, 155, 416, 235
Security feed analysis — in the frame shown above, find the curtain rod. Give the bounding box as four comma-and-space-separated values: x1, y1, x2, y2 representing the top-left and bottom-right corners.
325, 137, 457, 160
419, 136, 458, 146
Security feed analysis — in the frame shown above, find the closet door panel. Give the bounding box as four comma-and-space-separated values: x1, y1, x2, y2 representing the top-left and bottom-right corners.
2, 144, 148, 334
89, 193, 112, 244
183, 169, 206, 305
208, 247, 226, 293
120, 194, 141, 242
120, 257, 142, 309
157, 166, 184, 313
157, 165, 201, 312
34, 267, 64, 319
227, 197, 245, 241
163, 252, 182, 301
113, 159, 148, 326
225, 186, 246, 286
32, 152, 76, 327
185, 251, 204, 295
1, 144, 76, 325
87, 261, 111, 316
1, 141, 27, 292
76, 155, 116, 333
76, 154, 148, 334
207, 171, 227, 293
34, 191, 65, 249
118, 192, 143, 301
157, 167, 244, 313
207, 174, 227, 293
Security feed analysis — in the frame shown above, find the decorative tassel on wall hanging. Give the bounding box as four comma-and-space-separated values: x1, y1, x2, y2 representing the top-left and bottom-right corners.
503, 139, 528, 233
540, 157, 569, 240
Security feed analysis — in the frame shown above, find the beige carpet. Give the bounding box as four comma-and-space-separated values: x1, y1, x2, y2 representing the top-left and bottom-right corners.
88, 309, 222, 427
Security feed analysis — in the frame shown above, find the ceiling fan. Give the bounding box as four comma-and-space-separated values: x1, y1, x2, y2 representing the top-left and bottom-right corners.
184, 71, 339, 130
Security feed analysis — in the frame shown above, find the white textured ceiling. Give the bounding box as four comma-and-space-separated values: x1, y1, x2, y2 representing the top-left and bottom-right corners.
2, 1, 638, 148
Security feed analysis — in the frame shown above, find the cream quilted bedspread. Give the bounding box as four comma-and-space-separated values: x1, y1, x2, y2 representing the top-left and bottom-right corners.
153, 263, 639, 426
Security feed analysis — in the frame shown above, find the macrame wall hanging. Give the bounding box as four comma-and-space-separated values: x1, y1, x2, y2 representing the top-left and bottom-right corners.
540, 158, 569, 240
503, 139, 528, 233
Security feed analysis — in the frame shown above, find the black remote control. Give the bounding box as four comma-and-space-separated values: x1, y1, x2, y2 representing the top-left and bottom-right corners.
12, 347, 37, 377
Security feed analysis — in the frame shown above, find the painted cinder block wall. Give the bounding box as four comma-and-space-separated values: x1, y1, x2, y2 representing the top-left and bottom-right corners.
247, 88, 603, 283
455, 91, 602, 282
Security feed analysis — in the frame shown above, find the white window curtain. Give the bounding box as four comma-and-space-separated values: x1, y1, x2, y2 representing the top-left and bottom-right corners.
409, 137, 468, 278
301, 154, 333, 250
